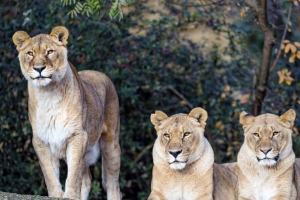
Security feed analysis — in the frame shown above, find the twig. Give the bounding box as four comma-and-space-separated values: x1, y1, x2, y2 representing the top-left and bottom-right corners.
269, 2, 292, 72
134, 143, 153, 163
163, 85, 193, 110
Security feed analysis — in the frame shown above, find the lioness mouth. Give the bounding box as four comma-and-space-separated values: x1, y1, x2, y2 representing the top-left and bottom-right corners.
31, 75, 52, 80
257, 154, 279, 162
171, 160, 187, 164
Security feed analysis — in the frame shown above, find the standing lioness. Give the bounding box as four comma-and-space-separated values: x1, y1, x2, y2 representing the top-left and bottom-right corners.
237, 109, 297, 200
12, 26, 121, 200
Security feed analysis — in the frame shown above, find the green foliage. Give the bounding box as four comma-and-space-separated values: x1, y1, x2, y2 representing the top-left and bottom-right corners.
60, 0, 131, 20
1, 0, 300, 200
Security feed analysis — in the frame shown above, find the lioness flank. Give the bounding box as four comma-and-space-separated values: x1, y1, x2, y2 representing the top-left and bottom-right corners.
12, 26, 121, 200
237, 109, 297, 200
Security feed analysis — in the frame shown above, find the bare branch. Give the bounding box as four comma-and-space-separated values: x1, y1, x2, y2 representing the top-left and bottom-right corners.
269, 2, 293, 72
163, 85, 193, 110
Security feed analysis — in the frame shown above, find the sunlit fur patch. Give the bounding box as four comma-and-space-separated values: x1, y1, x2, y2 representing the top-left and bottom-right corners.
170, 162, 186, 170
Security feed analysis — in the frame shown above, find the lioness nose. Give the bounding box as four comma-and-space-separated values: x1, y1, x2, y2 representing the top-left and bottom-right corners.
169, 150, 182, 158
260, 148, 272, 155
33, 66, 46, 73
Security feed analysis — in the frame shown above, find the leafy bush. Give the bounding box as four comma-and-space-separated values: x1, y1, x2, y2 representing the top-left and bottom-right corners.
0, 0, 299, 200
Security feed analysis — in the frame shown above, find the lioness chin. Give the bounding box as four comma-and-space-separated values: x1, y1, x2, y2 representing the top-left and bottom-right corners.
148, 107, 237, 200
12, 26, 121, 200
237, 109, 297, 200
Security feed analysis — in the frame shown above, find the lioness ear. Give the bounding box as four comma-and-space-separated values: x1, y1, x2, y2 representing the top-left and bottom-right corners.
188, 107, 208, 128
150, 111, 168, 129
12, 31, 31, 51
50, 26, 69, 46
280, 109, 296, 128
239, 111, 255, 128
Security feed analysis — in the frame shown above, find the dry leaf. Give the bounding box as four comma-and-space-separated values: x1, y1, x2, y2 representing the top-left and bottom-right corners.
283, 40, 290, 44
221, 93, 226, 99
277, 68, 294, 85
294, 41, 300, 47
224, 84, 231, 91
240, 8, 246, 18
290, 44, 297, 53
297, 51, 300, 59
289, 53, 296, 63
285, 43, 291, 53
281, 43, 285, 50
215, 121, 224, 131
240, 93, 250, 104
180, 100, 187, 105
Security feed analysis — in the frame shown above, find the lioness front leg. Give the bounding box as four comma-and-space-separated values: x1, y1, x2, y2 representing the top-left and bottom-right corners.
100, 129, 121, 200
32, 136, 64, 198
64, 133, 88, 200
81, 167, 92, 200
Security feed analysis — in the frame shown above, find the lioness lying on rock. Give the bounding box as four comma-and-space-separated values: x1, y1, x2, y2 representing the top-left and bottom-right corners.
148, 107, 237, 200
12, 26, 121, 200
237, 109, 298, 200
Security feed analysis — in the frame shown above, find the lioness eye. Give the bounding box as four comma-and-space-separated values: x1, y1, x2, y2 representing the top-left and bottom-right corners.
273, 131, 279, 136
163, 133, 170, 139
47, 50, 54, 55
183, 132, 190, 137
253, 133, 259, 138
27, 51, 33, 56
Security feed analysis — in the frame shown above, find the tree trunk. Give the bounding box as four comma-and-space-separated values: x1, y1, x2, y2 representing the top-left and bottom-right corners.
251, 0, 275, 116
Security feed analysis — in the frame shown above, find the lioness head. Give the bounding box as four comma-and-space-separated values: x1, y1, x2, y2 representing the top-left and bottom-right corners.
151, 107, 208, 170
12, 26, 69, 87
239, 109, 296, 167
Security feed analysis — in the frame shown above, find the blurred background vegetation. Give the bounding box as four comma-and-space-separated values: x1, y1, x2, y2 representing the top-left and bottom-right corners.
0, 0, 300, 199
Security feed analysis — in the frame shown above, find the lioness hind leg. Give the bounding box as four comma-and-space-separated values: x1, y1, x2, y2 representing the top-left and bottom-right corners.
81, 167, 92, 200
100, 122, 121, 200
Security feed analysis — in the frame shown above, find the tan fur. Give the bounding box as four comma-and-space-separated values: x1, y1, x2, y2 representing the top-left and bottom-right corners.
148, 108, 237, 200
237, 109, 297, 200
12, 26, 121, 200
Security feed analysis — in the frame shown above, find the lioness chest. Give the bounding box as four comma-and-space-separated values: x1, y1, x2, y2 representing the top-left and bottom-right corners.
239, 175, 283, 200
30, 89, 83, 158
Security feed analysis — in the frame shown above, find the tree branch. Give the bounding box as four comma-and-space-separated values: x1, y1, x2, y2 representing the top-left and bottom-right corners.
251, 0, 275, 116
163, 86, 193, 110
269, 2, 292, 72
